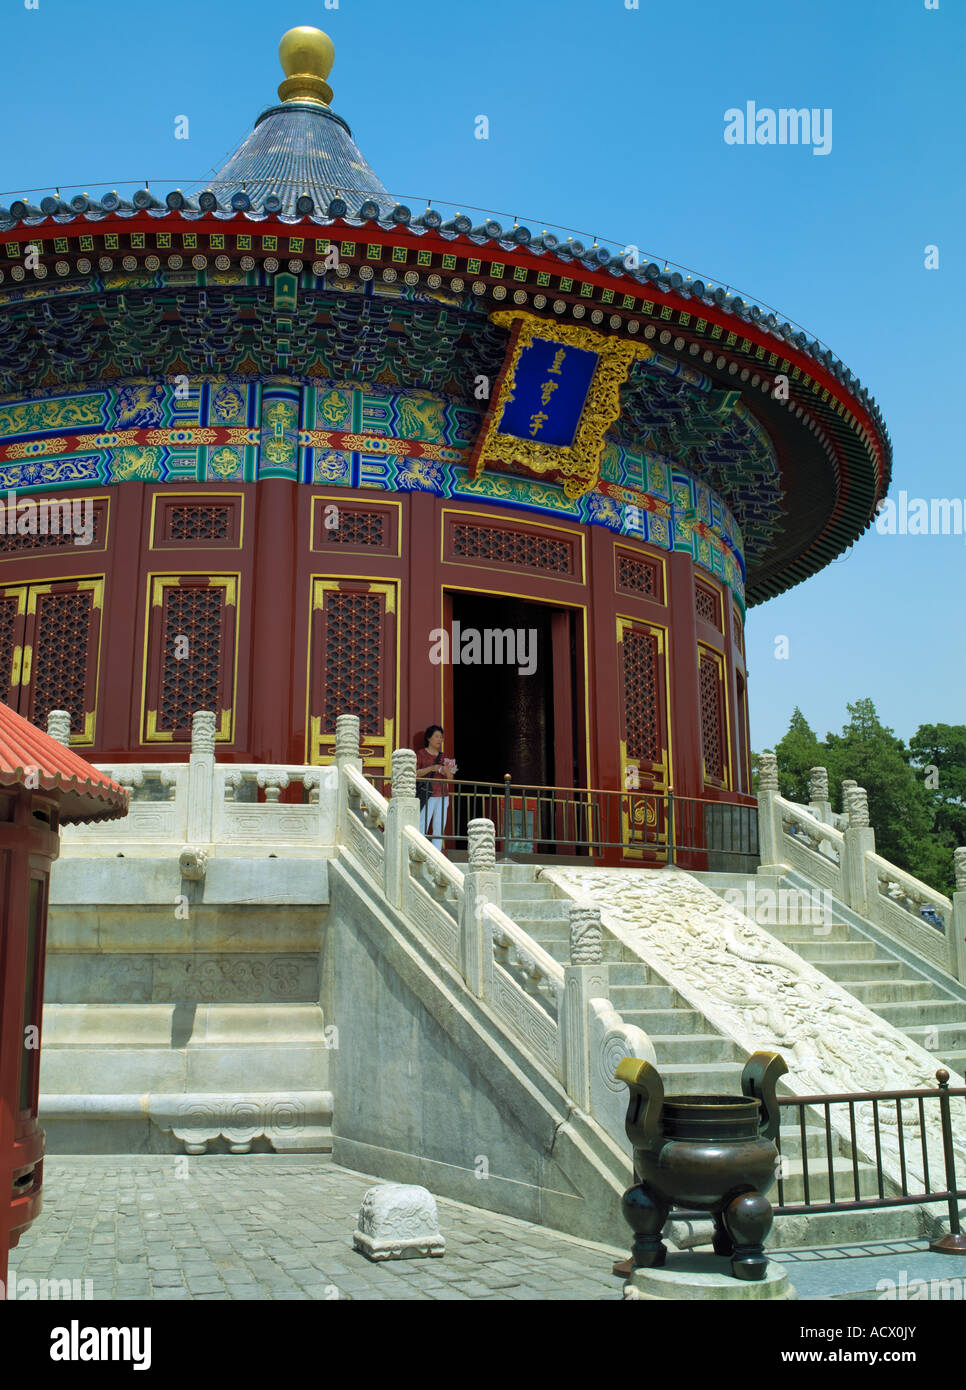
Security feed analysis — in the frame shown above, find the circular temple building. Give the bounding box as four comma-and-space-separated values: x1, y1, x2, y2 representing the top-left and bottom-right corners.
0, 27, 890, 858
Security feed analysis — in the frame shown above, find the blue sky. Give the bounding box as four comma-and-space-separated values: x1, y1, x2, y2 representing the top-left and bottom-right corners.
1, 0, 961, 753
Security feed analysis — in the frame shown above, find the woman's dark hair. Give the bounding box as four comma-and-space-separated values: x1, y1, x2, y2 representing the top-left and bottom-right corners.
423, 724, 444, 746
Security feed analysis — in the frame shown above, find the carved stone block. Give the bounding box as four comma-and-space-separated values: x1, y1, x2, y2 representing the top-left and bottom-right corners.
353, 1184, 445, 1261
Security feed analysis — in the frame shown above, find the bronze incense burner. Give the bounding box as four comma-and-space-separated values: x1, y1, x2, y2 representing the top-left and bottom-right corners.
616, 1051, 788, 1281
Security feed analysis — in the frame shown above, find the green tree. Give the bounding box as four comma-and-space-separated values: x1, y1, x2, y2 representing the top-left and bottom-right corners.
909, 723, 966, 851
823, 698, 948, 888
773, 707, 823, 803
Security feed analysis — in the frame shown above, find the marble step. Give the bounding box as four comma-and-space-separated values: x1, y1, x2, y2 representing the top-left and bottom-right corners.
764, 921, 853, 942
500, 882, 556, 901
620, 1006, 709, 1035
656, 1061, 748, 1094
500, 865, 543, 882
504, 901, 575, 921
776, 1126, 853, 1161
784, 940, 883, 963
608, 963, 668, 986
648, 1033, 746, 1065
770, 1204, 927, 1247
601, 983, 685, 1010
903, 1022, 966, 1052
873, 998, 964, 1026
773, 1157, 888, 1206
847, 979, 937, 1005
814, 959, 922, 982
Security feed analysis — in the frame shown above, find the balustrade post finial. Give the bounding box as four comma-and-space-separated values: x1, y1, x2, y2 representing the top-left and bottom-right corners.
954, 848, 966, 894
191, 710, 216, 757
468, 818, 496, 871
335, 713, 361, 764
757, 752, 779, 795
569, 901, 603, 965
46, 709, 71, 747
391, 748, 417, 801
809, 766, 829, 804
847, 786, 870, 829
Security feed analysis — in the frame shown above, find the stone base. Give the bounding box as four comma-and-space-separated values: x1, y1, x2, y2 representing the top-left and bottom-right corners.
352, 1183, 446, 1262
623, 1252, 795, 1301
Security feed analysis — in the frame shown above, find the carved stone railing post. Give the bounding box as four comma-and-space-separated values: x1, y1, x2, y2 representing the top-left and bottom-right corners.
756, 752, 784, 869
335, 713, 362, 843
560, 902, 608, 1111
951, 847, 966, 986
461, 818, 500, 996
808, 766, 832, 824
385, 748, 419, 909
46, 709, 71, 748
187, 710, 216, 843
843, 785, 875, 916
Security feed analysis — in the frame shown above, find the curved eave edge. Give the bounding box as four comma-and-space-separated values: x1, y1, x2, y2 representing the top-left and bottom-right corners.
0, 205, 889, 449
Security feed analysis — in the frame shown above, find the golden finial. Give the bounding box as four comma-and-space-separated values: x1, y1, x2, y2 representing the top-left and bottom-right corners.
277, 26, 335, 106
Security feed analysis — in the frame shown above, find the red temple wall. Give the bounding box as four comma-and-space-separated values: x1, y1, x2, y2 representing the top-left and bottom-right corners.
0, 482, 751, 803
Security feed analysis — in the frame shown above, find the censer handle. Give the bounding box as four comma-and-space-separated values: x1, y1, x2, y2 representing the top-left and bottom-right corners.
741, 1050, 788, 1141
615, 1056, 665, 1153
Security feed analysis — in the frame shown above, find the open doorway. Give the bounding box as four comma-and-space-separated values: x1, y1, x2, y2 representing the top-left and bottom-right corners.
445, 591, 582, 791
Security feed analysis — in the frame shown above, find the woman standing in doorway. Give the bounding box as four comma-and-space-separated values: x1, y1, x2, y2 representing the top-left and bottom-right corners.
415, 724, 455, 850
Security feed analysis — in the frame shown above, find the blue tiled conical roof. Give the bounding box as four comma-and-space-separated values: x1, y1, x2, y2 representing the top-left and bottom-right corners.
200, 25, 395, 219
204, 100, 394, 219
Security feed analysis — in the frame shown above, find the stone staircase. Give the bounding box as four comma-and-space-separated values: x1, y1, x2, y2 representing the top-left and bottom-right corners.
499, 864, 928, 1246
696, 870, 966, 1076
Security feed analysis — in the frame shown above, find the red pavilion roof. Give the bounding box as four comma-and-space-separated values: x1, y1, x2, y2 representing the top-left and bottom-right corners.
0, 704, 128, 825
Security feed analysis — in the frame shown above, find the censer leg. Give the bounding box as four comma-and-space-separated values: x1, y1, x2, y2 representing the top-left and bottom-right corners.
621, 1185, 669, 1269
711, 1211, 734, 1257
721, 1191, 773, 1281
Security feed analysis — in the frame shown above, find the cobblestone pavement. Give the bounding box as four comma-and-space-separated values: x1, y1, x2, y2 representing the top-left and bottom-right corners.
9, 1156, 626, 1301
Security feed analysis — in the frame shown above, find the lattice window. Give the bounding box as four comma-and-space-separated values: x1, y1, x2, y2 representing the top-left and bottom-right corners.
0, 593, 20, 700
450, 522, 573, 575
323, 511, 386, 547
157, 587, 225, 730
699, 652, 725, 783
31, 589, 95, 734
321, 592, 383, 735
622, 629, 660, 764
0, 510, 103, 553
169, 504, 232, 543
695, 583, 720, 628
617, 552, 658, 598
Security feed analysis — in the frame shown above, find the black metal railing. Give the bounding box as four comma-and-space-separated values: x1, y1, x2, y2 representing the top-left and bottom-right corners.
772, 1071, 966, 1252
382, 775, 760, 864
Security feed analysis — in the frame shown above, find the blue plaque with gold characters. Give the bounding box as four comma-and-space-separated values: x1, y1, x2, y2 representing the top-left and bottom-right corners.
468, 312, 652, 498
497, 338, 598, 448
